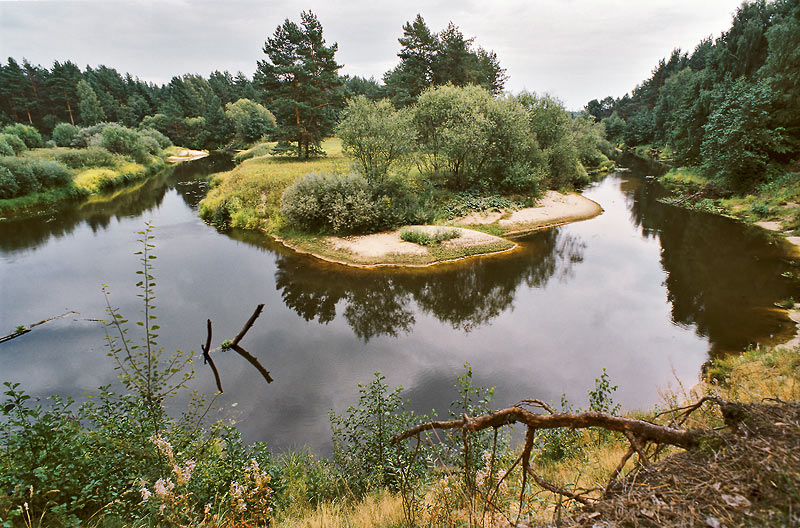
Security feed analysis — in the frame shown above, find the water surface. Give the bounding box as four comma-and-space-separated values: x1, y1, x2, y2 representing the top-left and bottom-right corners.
1, 156, 797, 452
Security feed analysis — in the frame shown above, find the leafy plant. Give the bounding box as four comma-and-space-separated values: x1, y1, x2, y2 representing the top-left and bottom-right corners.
400, 227, 461, 246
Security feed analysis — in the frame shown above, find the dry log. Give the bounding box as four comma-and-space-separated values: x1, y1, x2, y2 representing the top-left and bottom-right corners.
392, 407, 703, 449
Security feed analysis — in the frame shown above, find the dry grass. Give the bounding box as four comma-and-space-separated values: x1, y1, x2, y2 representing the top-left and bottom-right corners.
274, 490, 402, 528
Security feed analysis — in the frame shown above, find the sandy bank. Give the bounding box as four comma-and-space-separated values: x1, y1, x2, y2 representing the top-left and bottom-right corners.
279, 226, 516, 268
755, 220, 800, 253
455, 191, 603, 235
167, 149, 209, 164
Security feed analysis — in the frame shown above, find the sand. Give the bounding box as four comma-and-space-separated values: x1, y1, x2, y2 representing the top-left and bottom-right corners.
167, 149, 209, 163
327, 226, 508, 259
456, 191, 602, 234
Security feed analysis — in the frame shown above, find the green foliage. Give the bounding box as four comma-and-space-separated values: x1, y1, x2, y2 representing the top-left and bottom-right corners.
336, 96, 415, 183
400, 227, 461, 246
138, 127, 172, 149
588, 368, 621, 415
280, 171, 425, 234
329, 373, 428, 496
440, 190, 524, 219
0, 225, 278, 526
77, 79, 107, 125
0, 156, 72, 198
700, 78, 787, 191
0, 132, 28, 154
55, 145, 116, 169
101, 124, 149, 162
255, 11, 343, 157
225, 98, 276, 146
536, 395, 583, 461
2, 123, 42, 148
382, 15, 506, 107
51, 122, 79, 147
233, 142, 273, 163
0, 136, 13, 156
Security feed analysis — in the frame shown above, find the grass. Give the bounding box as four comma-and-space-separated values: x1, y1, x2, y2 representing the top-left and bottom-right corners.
399, 227, 461, 246
0, 146, 169, 215
660, 166, 800, 236
199, 138, 347, 230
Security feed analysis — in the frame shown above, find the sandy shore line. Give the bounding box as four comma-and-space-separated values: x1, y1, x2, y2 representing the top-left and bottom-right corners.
273, 191, 603, 268
755, 220, 800, 252
167, 149, 209, 164
454, 191, 603, 236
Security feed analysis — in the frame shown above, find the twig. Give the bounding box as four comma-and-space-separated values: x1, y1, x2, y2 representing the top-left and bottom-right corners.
201, 319, 223, 393
0, 310, 79, 344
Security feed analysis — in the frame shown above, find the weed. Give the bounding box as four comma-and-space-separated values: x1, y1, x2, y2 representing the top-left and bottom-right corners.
400, 227, 461, 246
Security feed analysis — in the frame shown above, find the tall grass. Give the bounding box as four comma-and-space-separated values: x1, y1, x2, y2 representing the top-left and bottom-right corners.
199, 138, 347, 229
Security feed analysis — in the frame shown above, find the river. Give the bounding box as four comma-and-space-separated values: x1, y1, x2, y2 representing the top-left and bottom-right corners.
1, 155, 798, 453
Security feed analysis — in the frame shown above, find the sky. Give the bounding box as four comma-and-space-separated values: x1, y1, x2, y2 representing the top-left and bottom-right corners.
0, 0, 745, 110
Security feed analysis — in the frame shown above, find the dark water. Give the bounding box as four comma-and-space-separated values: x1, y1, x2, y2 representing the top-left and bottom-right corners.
1, 156, 798, 453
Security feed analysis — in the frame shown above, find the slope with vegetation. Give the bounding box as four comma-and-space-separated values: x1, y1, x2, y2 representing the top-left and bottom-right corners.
0, 122, 175, 215
586, 0, 800, 242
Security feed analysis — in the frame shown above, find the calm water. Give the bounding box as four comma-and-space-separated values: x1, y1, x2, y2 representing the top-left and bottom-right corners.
1, 156, 798, 453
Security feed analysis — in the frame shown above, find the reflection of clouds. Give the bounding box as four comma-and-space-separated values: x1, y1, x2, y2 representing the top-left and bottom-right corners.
275, 228, 588, 340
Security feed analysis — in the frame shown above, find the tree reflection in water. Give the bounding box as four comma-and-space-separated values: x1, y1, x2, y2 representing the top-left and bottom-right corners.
274, 228, 587, 340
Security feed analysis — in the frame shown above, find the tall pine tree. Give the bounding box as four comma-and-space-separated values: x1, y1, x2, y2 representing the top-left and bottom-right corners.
255, 11, 343, 157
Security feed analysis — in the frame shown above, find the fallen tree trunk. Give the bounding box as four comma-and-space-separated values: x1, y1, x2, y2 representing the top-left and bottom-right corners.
392, 406, 704, 449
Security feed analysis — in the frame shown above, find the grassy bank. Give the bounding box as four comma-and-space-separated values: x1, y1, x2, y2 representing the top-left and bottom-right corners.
199, 138, 349, 230
659, 167, 800, 239
0, 146, 173, 217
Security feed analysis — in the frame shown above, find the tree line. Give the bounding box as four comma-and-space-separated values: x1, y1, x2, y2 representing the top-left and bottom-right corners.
586, 0, 799, 191
1, 12, 507, 156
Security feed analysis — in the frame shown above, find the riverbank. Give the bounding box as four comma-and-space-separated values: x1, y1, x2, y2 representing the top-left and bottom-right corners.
658, 167, 800, 253
273, 192, 602, 267
0, 145, 176, 217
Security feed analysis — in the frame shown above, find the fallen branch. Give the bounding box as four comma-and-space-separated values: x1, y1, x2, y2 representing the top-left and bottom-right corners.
201, 304, 272, 391
0, 311, 79, 344
392, 406, 703, 449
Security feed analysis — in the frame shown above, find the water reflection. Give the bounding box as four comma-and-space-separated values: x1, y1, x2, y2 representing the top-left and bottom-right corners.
0, 156, 232, 253
274, 229, 587, 340
619, 166, 798, 353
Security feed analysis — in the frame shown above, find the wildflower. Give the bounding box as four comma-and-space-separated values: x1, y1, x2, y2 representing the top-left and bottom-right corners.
154, 478, 175, 499
140, 487, 152, 502
173, 459, 196, 485
150, 434, 174, 461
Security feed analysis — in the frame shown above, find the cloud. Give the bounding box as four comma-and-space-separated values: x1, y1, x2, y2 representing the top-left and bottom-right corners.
1, 0, 742, 108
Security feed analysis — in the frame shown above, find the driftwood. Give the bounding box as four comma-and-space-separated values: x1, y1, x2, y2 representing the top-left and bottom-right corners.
392, 397, 738, 512
0, 311, 79, 344
201, 304, 272, 393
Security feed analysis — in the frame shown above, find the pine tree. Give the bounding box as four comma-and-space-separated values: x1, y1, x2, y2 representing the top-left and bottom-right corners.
255, 11, 343, 157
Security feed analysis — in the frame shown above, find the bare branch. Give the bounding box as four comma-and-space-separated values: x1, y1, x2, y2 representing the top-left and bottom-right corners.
201, 319, 223, 393
231, 304, 264, 348
392, 406, 704, 449
231, 344, 273, 384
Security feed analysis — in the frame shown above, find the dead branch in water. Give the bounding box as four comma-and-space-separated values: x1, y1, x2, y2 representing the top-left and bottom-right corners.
0, 310, 79, 344
201, 304, 272, 393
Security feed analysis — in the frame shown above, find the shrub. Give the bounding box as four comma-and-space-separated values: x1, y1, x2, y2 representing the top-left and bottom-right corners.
0, 157, 72, 197
400, 228, 461, 246
138, 127, 172, 149
52, 122, 79, 147
2, 123, 42, 148
281, 172, 397, 234
0, 166, 19, 198
101, 124, 144, 156
329, 373, 428, 496
0, 133, 27, 155
0, 136, 13, 156
71, 123, 110, 147
56, 145, 116, 169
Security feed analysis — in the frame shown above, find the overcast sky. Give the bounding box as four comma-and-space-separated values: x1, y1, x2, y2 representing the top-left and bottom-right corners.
1, 0, 744, 110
